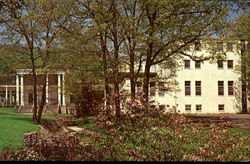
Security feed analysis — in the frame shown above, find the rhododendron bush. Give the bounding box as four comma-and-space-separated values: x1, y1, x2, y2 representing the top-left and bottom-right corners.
1, 97, 249, 161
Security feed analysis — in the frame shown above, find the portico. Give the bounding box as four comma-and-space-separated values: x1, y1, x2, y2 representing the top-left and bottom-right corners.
15, 69, 69, 113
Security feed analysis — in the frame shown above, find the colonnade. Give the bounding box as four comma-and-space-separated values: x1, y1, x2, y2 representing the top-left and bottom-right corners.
16, 73, 65, 106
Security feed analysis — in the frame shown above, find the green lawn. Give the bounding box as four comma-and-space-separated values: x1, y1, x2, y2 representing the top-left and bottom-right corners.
0, 108, 56, 152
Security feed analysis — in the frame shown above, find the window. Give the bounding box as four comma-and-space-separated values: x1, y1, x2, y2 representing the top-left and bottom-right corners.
195, 60, 201, 69
185, 104, 191, 111
70, 94, 74, 104
195, 41, 201, 51
218, 81, 224, 96
184, 60, 190, 69
159, 105, 166, 111
136, 82, 142, 93
227, 60, 233, 69
28, 93, 33, 104
228, 81, 234, 95
0, 91, 4, 98
217, 42, 223, 51
195, 81, 201, 96
218, 104, 225, 111
196, 104, 202, 111
227, 43, 233, 52
158, 82, 165, 97
217, 60, 223, 69
185, 81, 191, 96
150, 82, 156, 96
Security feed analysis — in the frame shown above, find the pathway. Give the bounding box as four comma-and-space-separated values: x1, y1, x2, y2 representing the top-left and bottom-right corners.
184, 114, 250, 130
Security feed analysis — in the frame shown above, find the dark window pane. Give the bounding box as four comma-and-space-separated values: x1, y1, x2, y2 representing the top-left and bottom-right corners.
196, 104, 202, 111
185, 104, 191, 111
228, 81, 234, 95
184, 60, 190, 69
195, 81, 201, 96
218, 104, 224, 111
28, 94, 33, 104
195, 61, 201, 69
227, 60, 233, 69
185, 81, 191, 96
217, 60, 223, 69
218, 81, 224, 96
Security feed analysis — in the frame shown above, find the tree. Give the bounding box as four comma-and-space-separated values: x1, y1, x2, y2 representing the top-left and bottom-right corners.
133, 0, 233, 102
229, 10, 250, 112
0, 0, 73, 123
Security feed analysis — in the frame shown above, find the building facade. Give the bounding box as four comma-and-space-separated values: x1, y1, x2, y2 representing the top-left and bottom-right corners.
0, 69, 74, 114
120, 41, 247, 113
0, 41, 248, 114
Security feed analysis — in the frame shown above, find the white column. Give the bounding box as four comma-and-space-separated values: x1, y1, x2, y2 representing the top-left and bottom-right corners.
16, 75, 19, 106
20, 75, 24, 106
58, 74, 61, 106
5, 85, 8, 106
10, 90, 12, 106
46, 74, 49, 104
62, 74, 66, 106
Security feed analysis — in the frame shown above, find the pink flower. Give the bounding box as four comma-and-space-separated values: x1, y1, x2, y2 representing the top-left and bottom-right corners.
217, 155, 224, 161
105, 121, 114, 126
151, 127, 157, 131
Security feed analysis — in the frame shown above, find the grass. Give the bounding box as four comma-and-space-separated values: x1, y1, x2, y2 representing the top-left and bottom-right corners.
0, 108, 56, 152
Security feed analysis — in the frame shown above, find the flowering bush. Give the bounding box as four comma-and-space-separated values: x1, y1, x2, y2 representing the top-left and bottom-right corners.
1, 96, 249, 161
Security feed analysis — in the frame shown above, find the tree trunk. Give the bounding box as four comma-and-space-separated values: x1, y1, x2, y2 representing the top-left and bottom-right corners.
100, 33, 111, 114
37, 75, 46, 123
143, 59, 151, 103
241, 40, 248, 113
111, 0, 121, 118
129, 51, 136, 99
114, 46, 120, 117
31, 56, 38, 122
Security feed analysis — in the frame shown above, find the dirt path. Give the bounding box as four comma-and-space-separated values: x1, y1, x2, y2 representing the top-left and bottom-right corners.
184, 114, 250, 130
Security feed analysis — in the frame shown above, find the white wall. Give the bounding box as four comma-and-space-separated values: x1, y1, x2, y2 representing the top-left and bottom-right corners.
175, 51, 241, 113
120, 43, 242, 114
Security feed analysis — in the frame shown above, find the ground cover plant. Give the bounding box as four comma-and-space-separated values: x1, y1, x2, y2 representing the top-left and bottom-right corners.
0, 108, 56, 152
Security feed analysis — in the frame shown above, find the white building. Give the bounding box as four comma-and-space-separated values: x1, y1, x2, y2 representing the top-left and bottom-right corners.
120, 41, 246, 114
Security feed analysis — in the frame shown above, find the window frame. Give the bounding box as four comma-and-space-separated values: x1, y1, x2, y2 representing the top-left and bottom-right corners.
196, 104, 202, 111
158, 82, 165, 97
185, 104, 191, 111
185, 81, 191, 96
217, 60, 223, 69
195, 81, 201, 96
228, 81, 234, 96
28, 93, 33, 104
195, 60, 201, 69
218, 104, 225, 111
184, 60, 191, 69
227, 60, 234, 69
150, 82, 156, 96
218, 81, 224, 96
136, 82, 142, 93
